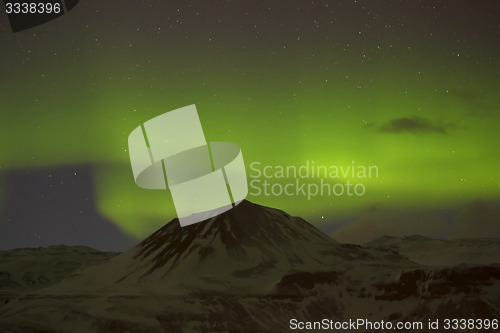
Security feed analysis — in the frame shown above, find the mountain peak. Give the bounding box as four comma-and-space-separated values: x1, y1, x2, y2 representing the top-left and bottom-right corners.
49, 200, 341, 294
128, 200, 339, 283
135, 200, 337, 269
403, 234, 433, 241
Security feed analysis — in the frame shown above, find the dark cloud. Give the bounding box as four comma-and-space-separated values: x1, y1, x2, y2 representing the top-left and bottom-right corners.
448, 88, 482, 101
449, 200, 500, 239
330, 204, 447, 244
379, 116, 451, 134
0, 165, 137, 252
330, 200, 500, 244
447, 88, 497, 117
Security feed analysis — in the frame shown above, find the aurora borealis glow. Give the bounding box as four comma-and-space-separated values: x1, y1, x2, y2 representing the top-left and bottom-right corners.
0, 1, 499, 246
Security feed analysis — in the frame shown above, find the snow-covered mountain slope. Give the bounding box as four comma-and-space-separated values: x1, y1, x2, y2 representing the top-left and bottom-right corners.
1, 202, 498, 332
47, 200, 410, 295
367, 234, 500, 266
0, 245, 116, 291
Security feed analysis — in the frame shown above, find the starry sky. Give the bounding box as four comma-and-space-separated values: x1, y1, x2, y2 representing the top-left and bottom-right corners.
0, 0, 499, 249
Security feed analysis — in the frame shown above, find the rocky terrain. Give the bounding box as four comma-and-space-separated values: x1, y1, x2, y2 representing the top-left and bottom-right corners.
0, 201, 498, 332
366, 234, 500, 266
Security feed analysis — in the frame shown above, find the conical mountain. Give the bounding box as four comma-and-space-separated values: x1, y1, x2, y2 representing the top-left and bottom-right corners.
49, 200, 346, 294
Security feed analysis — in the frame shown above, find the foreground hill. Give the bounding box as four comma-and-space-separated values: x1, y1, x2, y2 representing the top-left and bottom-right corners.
0, 245, 116, 292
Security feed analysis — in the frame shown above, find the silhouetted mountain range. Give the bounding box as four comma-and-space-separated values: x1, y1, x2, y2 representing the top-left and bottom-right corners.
0, 201, 499, 332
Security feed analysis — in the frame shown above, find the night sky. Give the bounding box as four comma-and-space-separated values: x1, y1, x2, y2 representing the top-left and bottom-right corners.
0, 1, 499, 249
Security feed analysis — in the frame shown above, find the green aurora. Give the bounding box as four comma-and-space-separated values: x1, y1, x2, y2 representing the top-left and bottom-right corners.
0, 1, 499, 238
